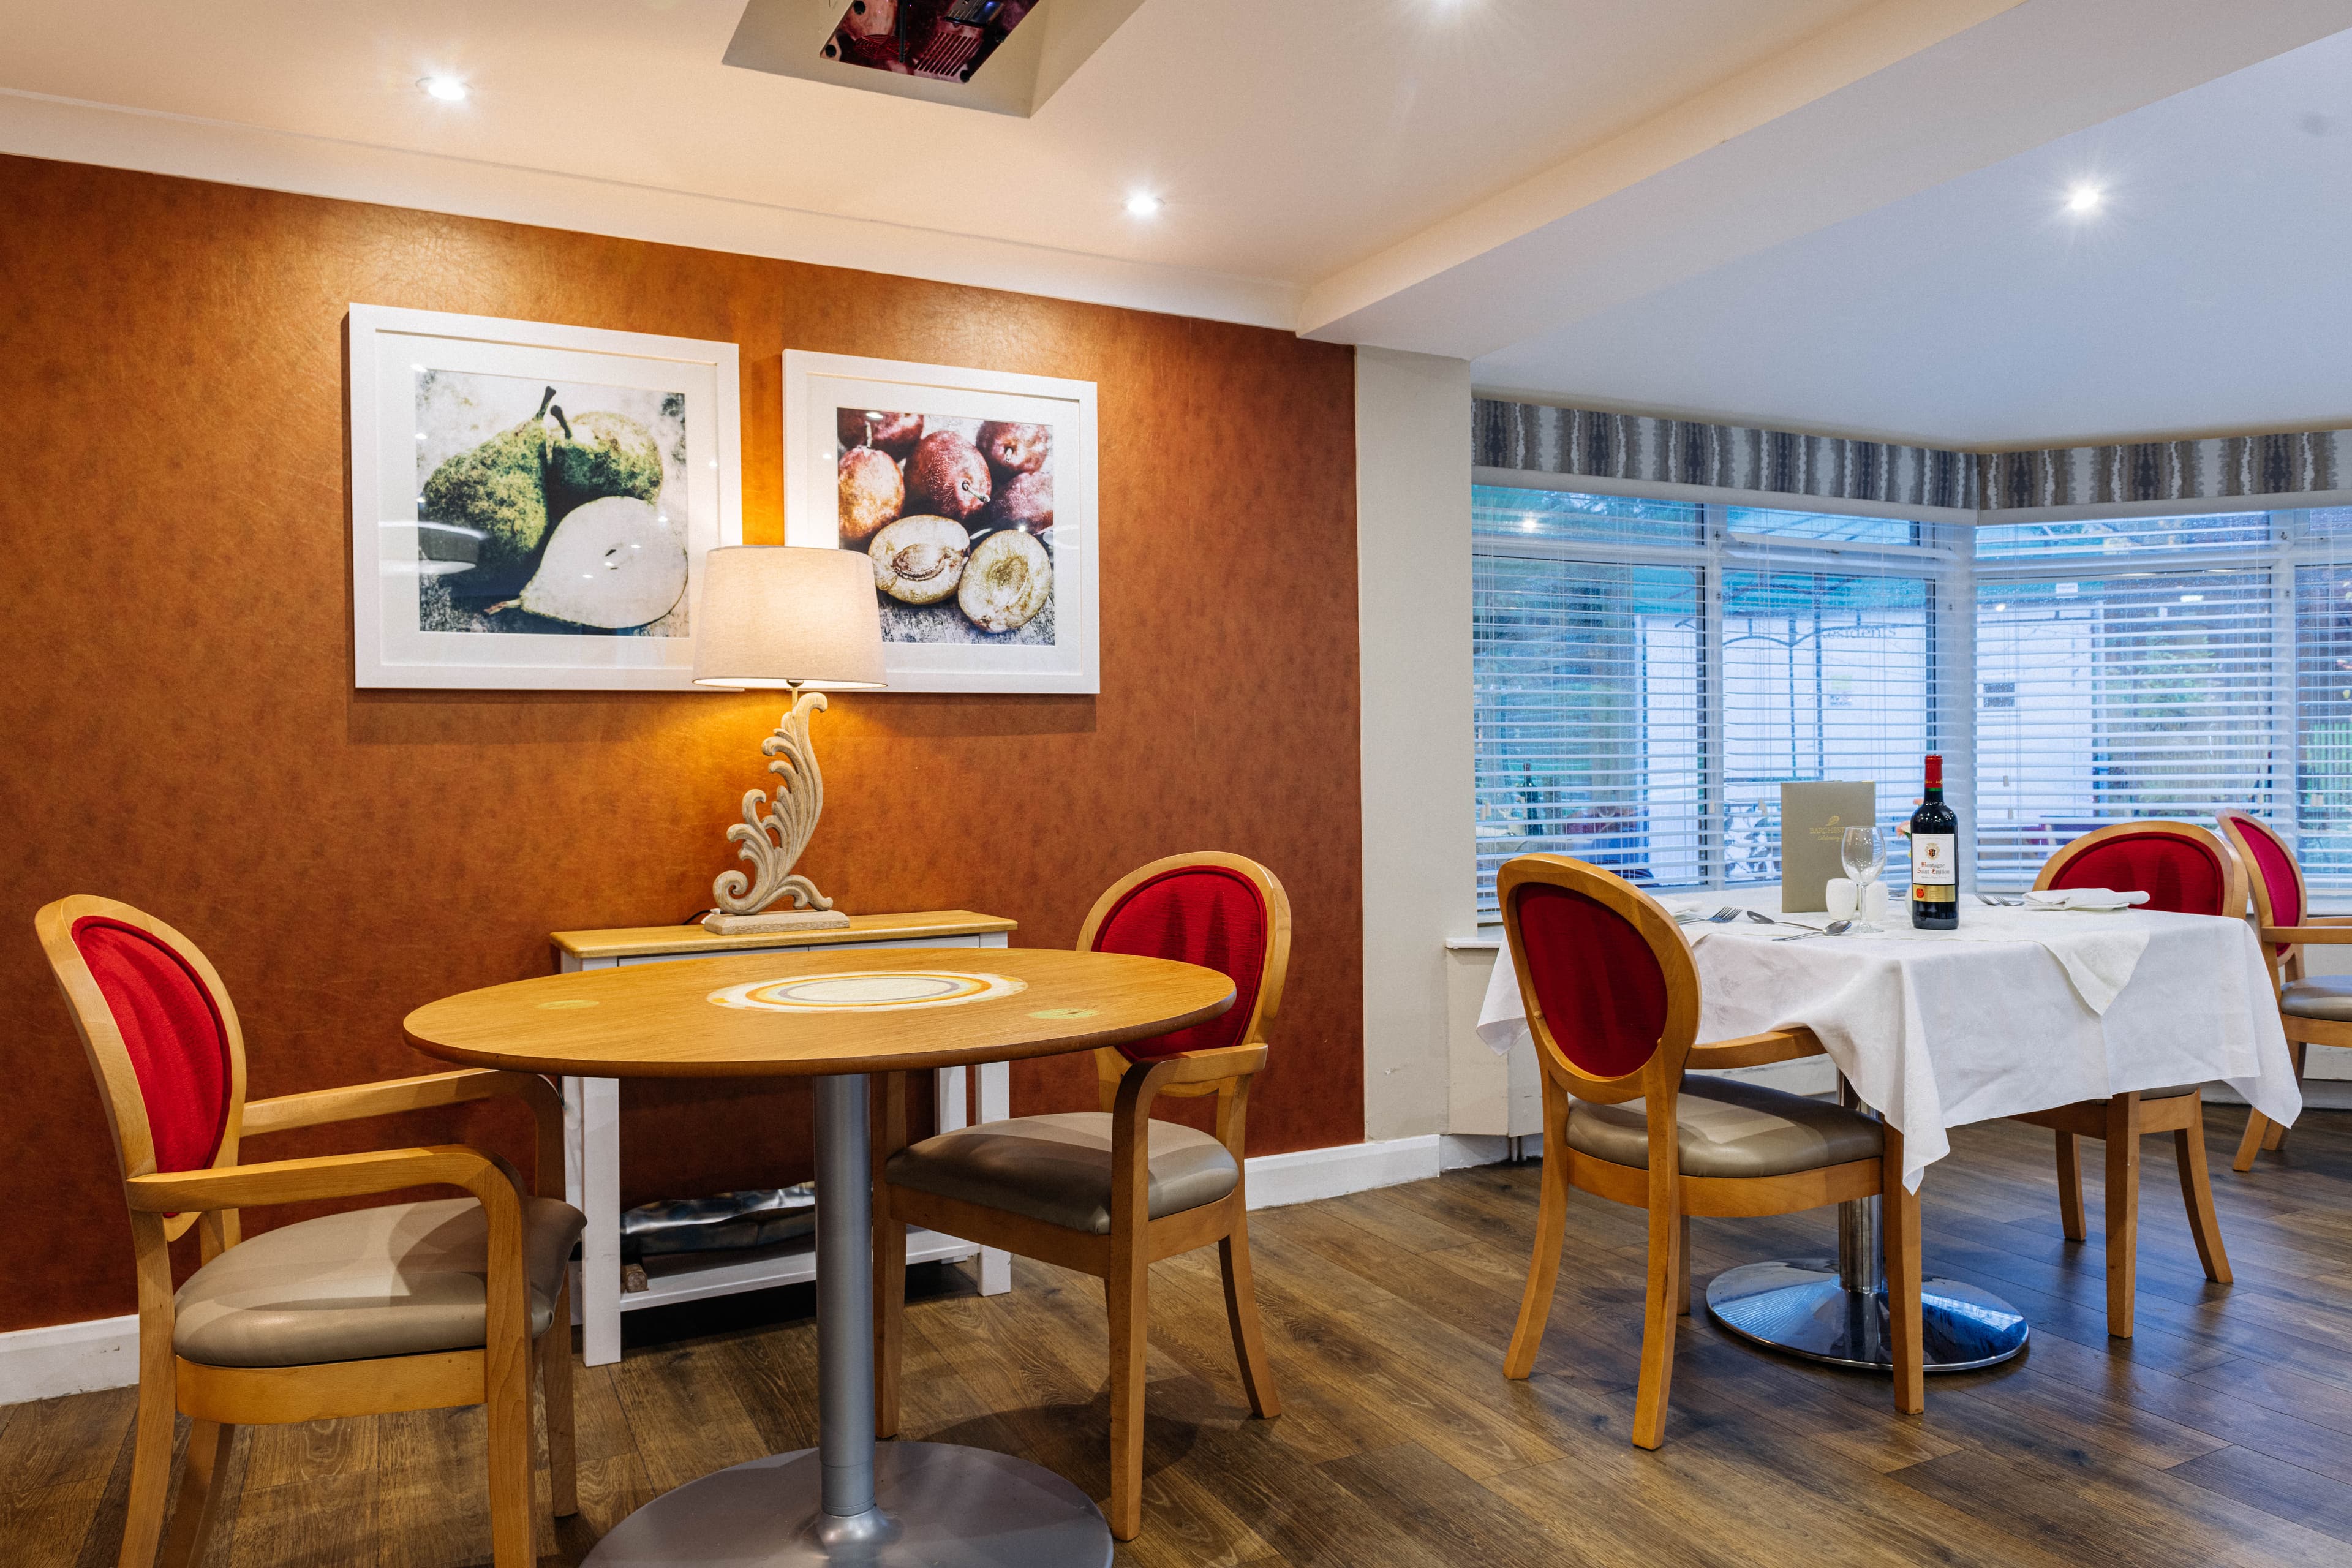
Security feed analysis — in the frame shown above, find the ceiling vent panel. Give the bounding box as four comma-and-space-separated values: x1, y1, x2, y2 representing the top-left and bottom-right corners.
725, 0, 1145, 118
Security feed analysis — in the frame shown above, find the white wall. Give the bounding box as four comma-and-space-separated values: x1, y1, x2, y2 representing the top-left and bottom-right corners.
1357, 347, 1476, 1142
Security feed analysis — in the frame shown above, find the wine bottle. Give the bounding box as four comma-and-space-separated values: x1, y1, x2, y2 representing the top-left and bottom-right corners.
1910, 753, 1959, 930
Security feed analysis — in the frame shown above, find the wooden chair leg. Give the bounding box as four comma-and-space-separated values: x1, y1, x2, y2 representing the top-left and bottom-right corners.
873, 1197, 907, 1440
1104, 1248, 1149, 1540
1504, 1080, 1571, 1380
156, 1420, 235, 1568
1674, 1213, 1692, 1316
1629, 1169, 1681, 1451
2175, 1101, 2231, 1285
1217, 1209, 1281, 1419
2233, 1110, 2271, 1173
2269, 1044, 2307, 1152
2104, 1093, 2141, 1338
1883, 1124, 1923, 1417
486, 1336, 537, 1566
118, 1340, 176, 1568
539, 1278, 578, 1518
2056, 1131, 2086, 1242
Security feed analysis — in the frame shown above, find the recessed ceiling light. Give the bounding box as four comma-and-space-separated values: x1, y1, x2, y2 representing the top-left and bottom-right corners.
1123, 192, 1162, 218
420, 76, 469, 103
2065, 183, 2103, 214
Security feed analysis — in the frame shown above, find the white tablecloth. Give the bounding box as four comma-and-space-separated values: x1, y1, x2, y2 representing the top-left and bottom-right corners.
1476, 888, 2302, 1190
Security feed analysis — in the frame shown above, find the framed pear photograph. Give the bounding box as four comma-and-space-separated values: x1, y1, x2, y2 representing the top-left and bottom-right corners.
348, 304, 742, 690
785, 350, 1099, 694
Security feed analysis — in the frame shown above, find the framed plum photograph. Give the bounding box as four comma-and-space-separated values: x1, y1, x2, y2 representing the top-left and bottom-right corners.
348, 304, 742, 689
784, 350, 1099, 694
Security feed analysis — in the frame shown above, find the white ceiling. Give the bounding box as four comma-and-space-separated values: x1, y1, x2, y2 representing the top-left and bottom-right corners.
1470, 21, 2352, 448
3, 0, 2350, 447
0, 0, 1873, 288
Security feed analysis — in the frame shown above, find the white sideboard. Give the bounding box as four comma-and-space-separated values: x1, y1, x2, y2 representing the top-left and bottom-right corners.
552, 911, 1018, 1366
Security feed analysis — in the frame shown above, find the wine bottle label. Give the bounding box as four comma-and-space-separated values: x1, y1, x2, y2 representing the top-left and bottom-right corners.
1911, 833, 1958, 890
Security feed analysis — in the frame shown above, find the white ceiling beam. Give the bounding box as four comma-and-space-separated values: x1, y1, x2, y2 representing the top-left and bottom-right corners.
1301, 0, 2352, 359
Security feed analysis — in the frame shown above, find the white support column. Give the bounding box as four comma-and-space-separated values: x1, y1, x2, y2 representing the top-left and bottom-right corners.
1356, 347, 1474, 1145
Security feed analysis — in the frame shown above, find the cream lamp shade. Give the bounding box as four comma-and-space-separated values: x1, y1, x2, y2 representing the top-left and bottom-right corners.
692, 545, 886, 690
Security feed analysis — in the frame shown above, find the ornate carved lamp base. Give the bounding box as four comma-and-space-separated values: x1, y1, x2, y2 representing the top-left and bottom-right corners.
707, 685, 853, 935
704, 908, 853, 936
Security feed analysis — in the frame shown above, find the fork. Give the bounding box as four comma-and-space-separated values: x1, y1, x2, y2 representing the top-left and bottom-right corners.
1708, 907, 1743, 922
1975, 893, 2020, 907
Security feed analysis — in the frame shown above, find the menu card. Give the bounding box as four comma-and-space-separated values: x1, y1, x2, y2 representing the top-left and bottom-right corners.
1780, 782, 1877, 912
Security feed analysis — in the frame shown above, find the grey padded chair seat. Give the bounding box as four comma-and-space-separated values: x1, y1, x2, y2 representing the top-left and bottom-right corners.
887, 1112, 1238, 1235
175, 1195, 584, 1368
1565, 1076, 1883, 1178
2138, 1084, 2200, 1099
2282, 978, 2352, 1023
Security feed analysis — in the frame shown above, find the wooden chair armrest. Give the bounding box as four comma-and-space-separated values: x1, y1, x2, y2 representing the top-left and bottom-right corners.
243, 1070, 564, 1196
1149, 1043, 1268, 1085
1686, 1028, 1825, 1070
2262, 925, 2352, 945
1109, 1044, 1267, 1173
124, 1146, 517, 1216
243, 1069, 555, 1134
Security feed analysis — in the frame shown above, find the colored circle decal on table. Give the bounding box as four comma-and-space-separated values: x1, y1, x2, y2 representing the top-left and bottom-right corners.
707, 970, 1029, 1014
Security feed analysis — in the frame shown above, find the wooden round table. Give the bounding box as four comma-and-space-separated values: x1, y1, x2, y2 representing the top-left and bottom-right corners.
404, 946, 1234, 1568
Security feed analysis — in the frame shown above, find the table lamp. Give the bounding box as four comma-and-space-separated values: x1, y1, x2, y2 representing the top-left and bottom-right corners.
692, 545, 886, 935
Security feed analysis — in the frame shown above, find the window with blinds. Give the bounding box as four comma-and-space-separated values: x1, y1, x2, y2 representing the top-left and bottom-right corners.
1972, 512, 2316, 888
1475, 495, 2352, 916
1472, 488, 1950, 917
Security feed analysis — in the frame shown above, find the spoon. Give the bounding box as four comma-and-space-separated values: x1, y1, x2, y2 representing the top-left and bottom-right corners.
1774, 920, 1856, 941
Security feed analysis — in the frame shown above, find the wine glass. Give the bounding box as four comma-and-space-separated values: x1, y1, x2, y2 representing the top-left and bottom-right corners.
1841, 826, 1888, 931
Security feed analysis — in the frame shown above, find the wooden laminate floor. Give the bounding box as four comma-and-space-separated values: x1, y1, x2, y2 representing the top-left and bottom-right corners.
12, 1105, 2352, 1567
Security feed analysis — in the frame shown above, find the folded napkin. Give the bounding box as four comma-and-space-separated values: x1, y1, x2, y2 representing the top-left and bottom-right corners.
2024, 888, 2150, 912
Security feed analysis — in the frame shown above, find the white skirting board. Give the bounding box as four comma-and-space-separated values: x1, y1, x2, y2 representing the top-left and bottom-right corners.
1241, 1134, 1442, 1211
0, 1133, 1452, 1405
0, 1314, 140, 1404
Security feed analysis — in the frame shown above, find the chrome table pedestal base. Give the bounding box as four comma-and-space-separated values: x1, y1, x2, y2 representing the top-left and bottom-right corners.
581, 1442, 1112, 1566
1705, 1261, 2028, 1372
585, 1074, 1112, 1566
1703, 1077, 2027, 1374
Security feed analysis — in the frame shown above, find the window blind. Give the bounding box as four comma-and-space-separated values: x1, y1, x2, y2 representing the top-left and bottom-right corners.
1974, 515, 2287, 887
1472, 489, 1945, 916
1718, 563, 1932, 889
1472, 495, 1703, 914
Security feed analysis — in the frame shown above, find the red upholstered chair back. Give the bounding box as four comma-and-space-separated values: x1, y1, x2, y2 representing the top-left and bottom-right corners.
1498, 856, 1698, 1102
2217, 810, 2305, 958
1079, 853, 1291, 1065
35, 897, 248, 1232
2035, 821, 2247, 919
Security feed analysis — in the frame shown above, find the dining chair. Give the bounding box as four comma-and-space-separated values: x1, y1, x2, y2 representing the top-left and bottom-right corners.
1497, 855, 1923, 1447
2011, 821, 2240, 1335
870, 852, 1287, 1540
36, 896, 581, 1568
2217, 809, 2352, 1170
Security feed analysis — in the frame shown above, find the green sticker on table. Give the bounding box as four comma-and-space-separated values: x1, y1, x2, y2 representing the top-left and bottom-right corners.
1029, 1007, 1100, 1020
537, 999, 598, 1010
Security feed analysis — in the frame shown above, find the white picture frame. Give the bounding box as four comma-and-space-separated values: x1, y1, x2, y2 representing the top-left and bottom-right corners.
349, 303, 742, 690
785, 350, 1099, 694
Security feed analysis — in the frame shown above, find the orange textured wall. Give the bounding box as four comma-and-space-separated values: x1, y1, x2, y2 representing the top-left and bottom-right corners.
0, 154, 1363, 1332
